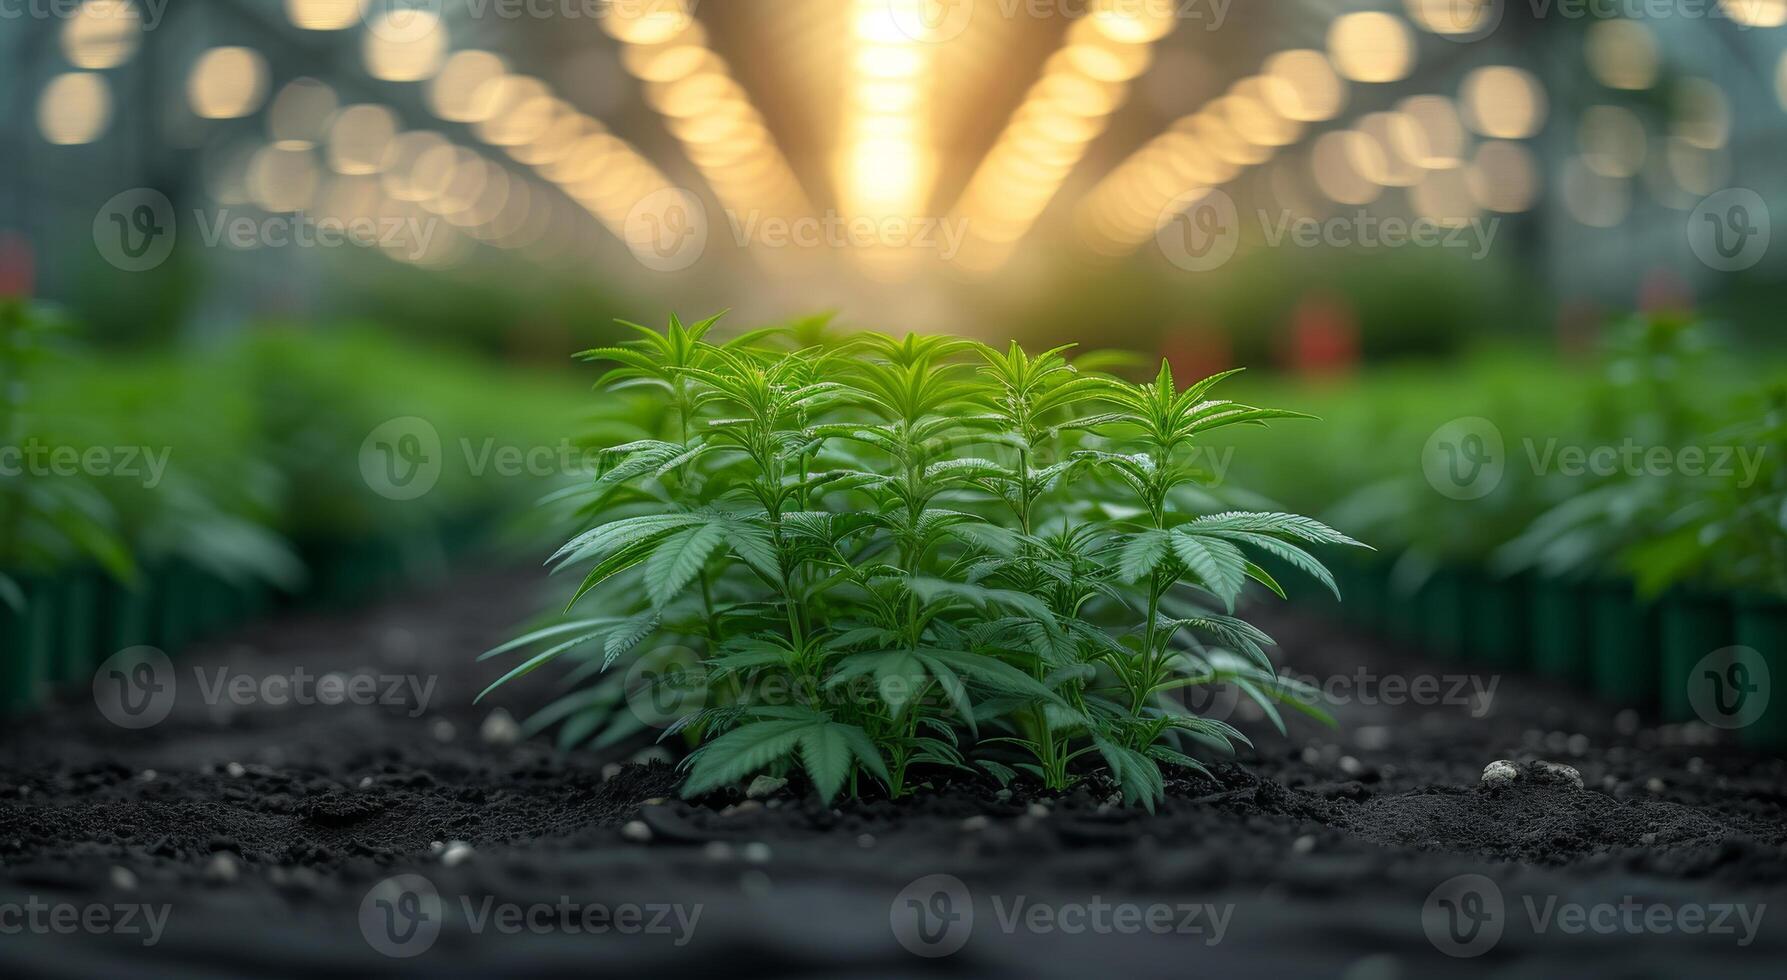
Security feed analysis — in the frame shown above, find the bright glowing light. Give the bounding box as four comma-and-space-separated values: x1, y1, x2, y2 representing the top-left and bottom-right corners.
364, 11, 447, 82
37, 72, 111, 145
188, 47, 269, 120
1460, 66, 1547, 140
62, 1, 140, 69
285, 0, 361, 30
1327, 12, 1414, 84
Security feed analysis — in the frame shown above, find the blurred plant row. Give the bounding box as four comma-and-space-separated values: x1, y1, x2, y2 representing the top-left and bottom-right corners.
1213, 312, 1785, 743
0, 298, 592, 711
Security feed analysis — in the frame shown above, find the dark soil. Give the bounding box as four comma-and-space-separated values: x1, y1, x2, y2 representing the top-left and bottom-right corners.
2, 567, 1784, 977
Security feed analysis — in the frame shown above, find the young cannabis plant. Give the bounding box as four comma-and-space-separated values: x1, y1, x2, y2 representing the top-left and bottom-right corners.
482, 315, 1368, 810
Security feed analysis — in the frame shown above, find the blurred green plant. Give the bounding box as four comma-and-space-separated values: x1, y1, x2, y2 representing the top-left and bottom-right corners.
0, 300, 135, 610
481, 315, 1369, 809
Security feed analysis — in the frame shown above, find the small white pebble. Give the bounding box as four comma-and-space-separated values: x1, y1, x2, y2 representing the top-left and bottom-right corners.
109, 867, 137, 891
205, 852, 240, 884
703, 841, 734, 861
1026, 802, 1050, 819
429, 841, 445, 854
741, 842, 771, 863
1646, 777, 1666, 793
441, 841, 475, 867
1354, 727, 1392, 752
1292, 835, 1316, 855
1481, 760, 1520, 787
359, 776, 373, 790
430, 720, 456, 742
480, 708, 522, 747
137, 770, 156, 782
1339, 756, 1363, 776
960, 815, 990, 832
856, 833, 876, 848
739, 870, 772, 898
601, 763, 623, 780
621, 821, 652, 843
226, 762, 246, 778
746, 775, 788, 799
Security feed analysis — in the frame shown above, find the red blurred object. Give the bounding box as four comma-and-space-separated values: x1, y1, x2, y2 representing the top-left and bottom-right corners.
1282, 294, 1358, 379
1160, 323, 1230, 381
0, 232, 34, 298
1555, 298, 1601, 361
1637, 267, 1693, 317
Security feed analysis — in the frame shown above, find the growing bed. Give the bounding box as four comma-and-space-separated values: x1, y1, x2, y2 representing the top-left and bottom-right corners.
1, 566, 1782, 976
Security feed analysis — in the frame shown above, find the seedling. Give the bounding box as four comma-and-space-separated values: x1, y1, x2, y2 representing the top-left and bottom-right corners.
483, 316, 1368, 809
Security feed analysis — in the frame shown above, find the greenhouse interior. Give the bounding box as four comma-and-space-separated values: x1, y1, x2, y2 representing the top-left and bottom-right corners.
2, 0, 1786, 975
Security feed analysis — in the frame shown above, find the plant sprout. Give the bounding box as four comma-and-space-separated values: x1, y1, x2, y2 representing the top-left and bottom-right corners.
482, 315, 1369, 810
